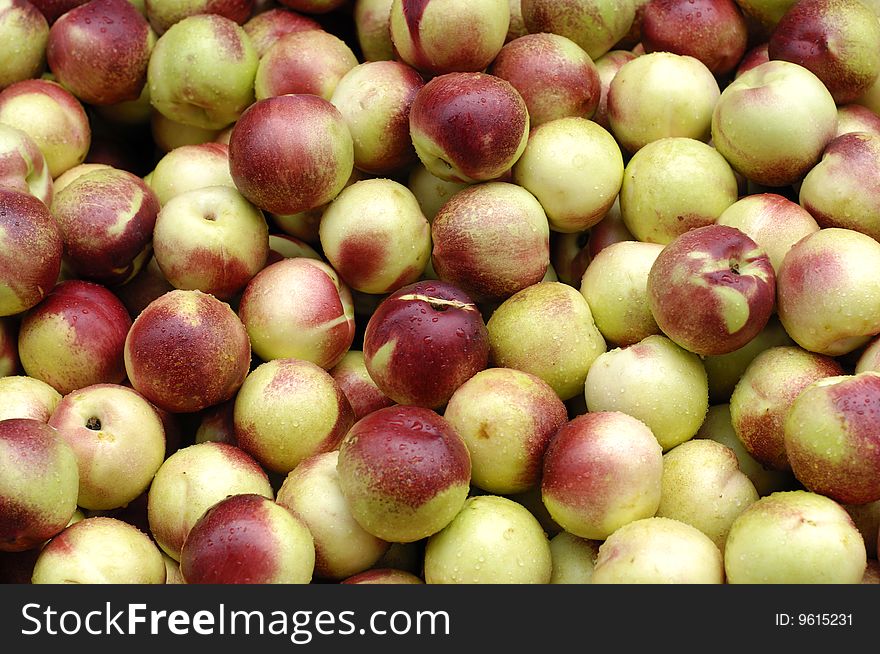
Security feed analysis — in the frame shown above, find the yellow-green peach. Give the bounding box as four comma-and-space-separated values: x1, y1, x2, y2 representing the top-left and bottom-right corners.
585, 335, 708, 450
579, 240, 664, 347
48, 383, 164, 510
47, 0, 155, 105
647, 224, 776, 356
51, 167, 159, 286
730, 345, 843, 471
147, 14, 258, 130
845, 500, 880, 558
342, 568, 424, 584
329, 350, 394, 421
266, 234, 322, 266
769, 0, 880, 104
513, 117, 623, 233
277, 451, 389, 580
710, 60, 838, 187
0, 418, 78, 551
238, 258, 355, 369
147, 441, 273, 560
0, 318, 17, 376
148, 142, 235, 206
431, 182, 550, 302
489, 33, 601, 126
0, 78, 90, 179
330, 61, 424, 175
656, 439, 758, 550
406, 161, 470, 223
162, 553, 184, 584
320, 179, 430, 295
488, 282, 606, 401
733, 0, 798, 28
194, 399, 236, 445
145, 0, 254, 35
549, 532, 600, 584
354, 0, 394, 61
181, 493, 315, 584
153, 185, 269, 300
19, 281, 131, 395
337, 405, 471, 543
255, 30, 357, 101
542, 411, 663, 540
52, 163, 111, 194
592, 49, 637, 131
620, 137, 738, 244
389, 0, 509, 75
702, 315, 794, 404
443, 368, 567, 495
228, 94, 354, 215
641, 0, 748, 76
785, 372, 880, 504
0, 188, 62, 317
410, 72, 528, 184
724, 490, 866, 583
32, 516, 165, 583
243, 7, 321, 57
591, 516, 724, 584
0, 123, 52, 205
608, 52, 721, 154
112, 256, 174, 319
0, 376, 61, 422
800, 132, 880, 241
856, 335, 880, 373
716, 193, 819, 273
520, 0, 635, 60
777, 228, 880, 355
695, 404, 797, 497
364, 280, 489, 408
424, 495, 551, 584
124, 289, 250, 413
233, 358, 355, 474
835, 104, 880, 138
150, 110, 222, 153
94, 83, 152, 126
0, 0, 48, 91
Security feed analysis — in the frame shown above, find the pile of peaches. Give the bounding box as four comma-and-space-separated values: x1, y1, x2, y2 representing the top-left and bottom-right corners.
1, 0, 880, 585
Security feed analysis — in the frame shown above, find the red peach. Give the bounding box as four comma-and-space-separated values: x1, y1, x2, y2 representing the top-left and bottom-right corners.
329, 350, 395, 421
0, 123, 53, 206
520, 0, 636, 60
243, 7, 321, 57
145, 0, 254, 35
835, 104, 880, 138
194, 399, 237, 446
592, 49, 637, 131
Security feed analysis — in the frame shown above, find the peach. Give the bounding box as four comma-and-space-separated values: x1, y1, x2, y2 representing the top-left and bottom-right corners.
0, 123, 53, 206
406, 162, 470, 223
785, 372, 880, 505
736, 42, 770, 76
0, 376, 61, 422
620, 137, 739, 244
233, 358, 354, 474
194, 399, 237, 445
148, 142, 235, 206
150, 110, 223, 153
124, 289, 250, 413
112, 256, 174, 319
587, 199, 636, 257
489, 33, 601, 126
424, 495, 552, 584
443, 367, 567, 495
608, 52, 721, 154
0, 318, 18, 376
724, 490, 866, 583
238, 258, 355, 369
330, 60, 424, 175
549, 231, 592, 288
549, 532, 600, 584
856, 335, 880, 373
409, 72, 529, 183
242, 7, 321, 56
542, 411, 663, 540
354, 0, 393, 61
0, 188, 62, 317
228, 94, 354, 216
0, 418, 78, 551
52, 162, 111, 194
277, 451, 389, 580
389, 0, 509, 75
363, 280, 489, 409
51, 167, 160, 285
488, 281, 606, 401
27, 0, 89, 23
734, 0, 798, 29
266, 234, 322, 265
147, 441, 273, 560
513, 117, 624, 233
592, 49, 637, 131
337, 405, 471, 542
431, 182, 550, 302
711, 60, 838, 187
0, 78, 90, 178
520, 0, 636, 60
145, 0, 253, 35
255, 29, 358, 101
19, 280, 131, 395
835, 104, 880, 138
320, 179, 430, 295
180, 493, 315, 584
342, 569, 424, 584
776, 227, 880, 355
47, 0, 154, 105
328, 350, 395, 421
716, 193, 819, 273
31, 516, 165, 583
730, 345, 844, 471
0, 0, 49, 91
